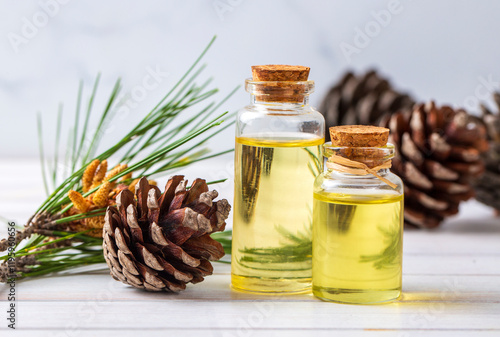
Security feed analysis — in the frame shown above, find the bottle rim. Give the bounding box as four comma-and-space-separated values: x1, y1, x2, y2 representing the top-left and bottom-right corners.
323, 142, 395, 167
245, 79, 315, 103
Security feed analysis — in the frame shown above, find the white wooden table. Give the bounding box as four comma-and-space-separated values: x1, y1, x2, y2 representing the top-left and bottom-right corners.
1, 159, 499, 337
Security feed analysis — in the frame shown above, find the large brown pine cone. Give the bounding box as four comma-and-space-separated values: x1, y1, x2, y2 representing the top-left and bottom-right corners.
475, 93, 500, 211
103, 176, 230, 292
319, 70, 414, 129
383, 102, 488, 228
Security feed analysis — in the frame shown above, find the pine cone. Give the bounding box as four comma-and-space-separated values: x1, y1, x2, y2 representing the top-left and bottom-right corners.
475, 93, 500, 211
319, 70, 414, 129
383, 102, 488, 228
103, 176, 230, 292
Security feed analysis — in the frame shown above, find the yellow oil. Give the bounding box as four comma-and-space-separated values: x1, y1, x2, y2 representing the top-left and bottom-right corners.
312, 191, 403, 304
231, 134, 323, 294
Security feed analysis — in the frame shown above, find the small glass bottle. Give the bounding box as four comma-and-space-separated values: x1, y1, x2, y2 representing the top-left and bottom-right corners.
312, 126, 404, 304
231, 65, 325, 294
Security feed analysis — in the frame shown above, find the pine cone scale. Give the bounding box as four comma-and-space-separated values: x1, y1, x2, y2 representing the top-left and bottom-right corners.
118, 250, 139, 274
425, 160, 459, 180
163, 244, 200, 267
432, 180, 471, 194
401, 161, 433, 190
158, 175, 184, 215
150, 223, 169, 246
138, 244, 163, 271
429, 133, 451, 161
183, 235, 225, 261
404, 187, 448, 211
401, 133, 424, 166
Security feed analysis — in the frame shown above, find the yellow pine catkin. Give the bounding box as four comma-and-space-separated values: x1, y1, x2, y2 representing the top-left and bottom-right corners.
92, 181, 111, 208
68, 190, 91, 213
105, 164, 128, 182
82, 159, 100, 192
84, 216, 105, 238
148, 180, 157, 186
121, 172, 133, 182
91, 160, 108, 188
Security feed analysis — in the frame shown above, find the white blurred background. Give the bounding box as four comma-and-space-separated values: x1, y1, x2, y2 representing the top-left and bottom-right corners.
1, 0, 500, 158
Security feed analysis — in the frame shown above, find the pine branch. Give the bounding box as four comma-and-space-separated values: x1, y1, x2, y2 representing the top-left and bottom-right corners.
0, 36, 237, 282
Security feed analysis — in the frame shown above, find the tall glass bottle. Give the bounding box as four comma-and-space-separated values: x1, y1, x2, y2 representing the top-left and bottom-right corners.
312, 126, 404, 304
231, 65, 325, 294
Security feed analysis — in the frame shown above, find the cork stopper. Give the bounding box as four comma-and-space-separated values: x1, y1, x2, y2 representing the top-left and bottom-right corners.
329, 125, 389, 147
249, 65, 311, 103
251, 65, 310, 82
328, 125, 390, 167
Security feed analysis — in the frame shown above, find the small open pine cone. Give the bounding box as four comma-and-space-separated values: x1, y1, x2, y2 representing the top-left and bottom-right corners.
382, 102, 488, 228
103, 176, 230, 292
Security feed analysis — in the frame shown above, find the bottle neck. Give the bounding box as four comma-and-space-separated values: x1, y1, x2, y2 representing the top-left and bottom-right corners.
250, 94, 309, 107
326, 167, 390, 177
245, 79, 314, 107
323, 156, 391, 177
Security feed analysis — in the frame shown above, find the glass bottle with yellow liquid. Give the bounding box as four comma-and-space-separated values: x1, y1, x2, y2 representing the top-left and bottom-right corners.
312, 125, 404, 304
231, 65, 325, 294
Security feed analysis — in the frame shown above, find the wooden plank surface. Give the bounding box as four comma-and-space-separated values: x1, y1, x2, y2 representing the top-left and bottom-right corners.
0, 159, 499, 336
